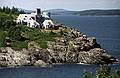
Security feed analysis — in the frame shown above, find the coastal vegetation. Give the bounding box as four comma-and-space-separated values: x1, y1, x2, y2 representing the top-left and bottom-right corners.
83, 65, 120, 78
0, 6, 26, 49
0, 6, 60, 50
0, 6, 25, 15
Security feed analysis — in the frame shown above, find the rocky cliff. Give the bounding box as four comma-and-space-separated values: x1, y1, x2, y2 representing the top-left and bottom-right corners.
0, 26, 118, 67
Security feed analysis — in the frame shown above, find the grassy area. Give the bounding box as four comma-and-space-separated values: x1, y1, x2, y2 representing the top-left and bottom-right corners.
11, 40, 29, 50
0, 24, 60, 50
0, 30, 6, 47
18, 25, 60, 49
0, 24, 61, 50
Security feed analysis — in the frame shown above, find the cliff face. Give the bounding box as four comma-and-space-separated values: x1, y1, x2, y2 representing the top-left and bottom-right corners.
0, 26, 117, 67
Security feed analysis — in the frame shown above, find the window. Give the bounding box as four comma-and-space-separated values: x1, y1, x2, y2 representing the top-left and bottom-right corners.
23, 18, 26, 20
31, 17, 35, 20
29, 18, 31, 20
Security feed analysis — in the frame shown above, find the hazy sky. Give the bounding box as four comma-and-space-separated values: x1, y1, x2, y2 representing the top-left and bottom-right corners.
0, 0, 120, 11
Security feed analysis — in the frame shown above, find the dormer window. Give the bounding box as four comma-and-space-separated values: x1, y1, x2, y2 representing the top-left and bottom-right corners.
23, 18, 26, 20
29, 18, 31, 20
31, 17, 35, 20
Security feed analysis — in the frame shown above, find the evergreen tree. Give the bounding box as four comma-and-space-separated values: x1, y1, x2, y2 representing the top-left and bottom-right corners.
2, 6, 5, 12
0, 7, 2, 12
0, 6, 22, 15
19, 10, 25, 14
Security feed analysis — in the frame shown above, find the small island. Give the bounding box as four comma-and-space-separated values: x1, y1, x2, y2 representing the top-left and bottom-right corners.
0, 7, 118, 67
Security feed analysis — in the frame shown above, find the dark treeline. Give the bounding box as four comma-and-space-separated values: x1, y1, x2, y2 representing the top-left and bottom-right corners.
0, 6, 25, 15
0, 6, 18, 30
0, 6, 26, 31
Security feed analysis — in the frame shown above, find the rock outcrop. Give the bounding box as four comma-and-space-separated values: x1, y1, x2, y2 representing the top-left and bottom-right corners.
0, 47, 30, 67
0, 26, 118, 67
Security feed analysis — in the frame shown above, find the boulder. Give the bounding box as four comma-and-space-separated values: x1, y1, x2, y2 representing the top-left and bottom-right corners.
0, 47, 30, 67
34, 60, 48, 67
78, 48, 117, 64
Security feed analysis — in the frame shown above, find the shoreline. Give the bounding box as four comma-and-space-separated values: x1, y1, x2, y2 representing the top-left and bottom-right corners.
0, 62, 119, 70
52, 14, 120, 17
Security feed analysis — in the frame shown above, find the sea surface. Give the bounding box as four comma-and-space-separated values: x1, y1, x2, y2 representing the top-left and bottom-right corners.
0, 15, 120, 78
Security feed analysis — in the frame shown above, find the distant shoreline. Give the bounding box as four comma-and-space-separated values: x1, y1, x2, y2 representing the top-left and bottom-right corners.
51, 14, 120, 17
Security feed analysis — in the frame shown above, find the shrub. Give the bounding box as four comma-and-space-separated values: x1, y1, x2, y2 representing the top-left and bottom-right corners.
82, 65, 120, 78
96, 65, 111, 78
83, 70, 93, 78
7, 26, 22, 41
0, 30, 6, 47
11, 40, 29, 50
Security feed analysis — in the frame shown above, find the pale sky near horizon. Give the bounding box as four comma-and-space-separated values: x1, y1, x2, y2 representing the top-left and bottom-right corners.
0, 0, 120, 11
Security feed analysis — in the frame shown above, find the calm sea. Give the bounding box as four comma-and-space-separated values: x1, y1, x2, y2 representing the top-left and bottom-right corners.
0, 15, 120, 78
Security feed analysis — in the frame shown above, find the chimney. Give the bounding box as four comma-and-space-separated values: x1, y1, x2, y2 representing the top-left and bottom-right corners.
36, 8, 41, 15
48, 12, 51, 18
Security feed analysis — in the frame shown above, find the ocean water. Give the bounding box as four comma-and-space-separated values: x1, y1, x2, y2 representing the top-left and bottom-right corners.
0, 64, 119, 78
0, 15, 120, 78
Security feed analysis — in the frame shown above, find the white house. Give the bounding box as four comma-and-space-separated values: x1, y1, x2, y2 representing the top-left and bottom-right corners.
16, 8, 54, 29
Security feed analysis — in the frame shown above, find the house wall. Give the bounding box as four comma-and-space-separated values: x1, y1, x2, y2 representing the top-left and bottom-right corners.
16, 9, 54, 29
17, 14, 40, 28
43, 20, 54, 29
